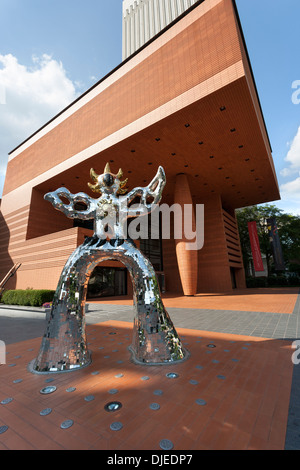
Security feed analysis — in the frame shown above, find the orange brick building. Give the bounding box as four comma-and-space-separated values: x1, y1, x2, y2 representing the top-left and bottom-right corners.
0, 0, 280, 297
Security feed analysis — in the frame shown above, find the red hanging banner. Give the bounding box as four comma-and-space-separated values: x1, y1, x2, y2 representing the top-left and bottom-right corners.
248, 221, 264, 272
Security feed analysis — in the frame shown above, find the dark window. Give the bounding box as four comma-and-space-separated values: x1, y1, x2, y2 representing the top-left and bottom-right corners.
87, 267, 127, 298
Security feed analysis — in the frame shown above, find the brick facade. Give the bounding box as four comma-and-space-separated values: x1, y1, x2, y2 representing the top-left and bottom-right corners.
0, 0, 279, 296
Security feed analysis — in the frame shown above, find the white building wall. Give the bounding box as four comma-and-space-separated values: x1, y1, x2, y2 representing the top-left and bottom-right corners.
122, 0, 198, 59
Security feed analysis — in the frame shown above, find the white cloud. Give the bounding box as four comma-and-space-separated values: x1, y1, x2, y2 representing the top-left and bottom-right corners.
280, 176, 300, 197
280, 167, 296, 178
0, 53, 80, 197
281, 126, 300, 176
278, 126, 300, 213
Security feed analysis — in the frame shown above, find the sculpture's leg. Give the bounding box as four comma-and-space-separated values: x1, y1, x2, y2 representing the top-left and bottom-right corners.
31, 242, 92, 373
124, 242, 189, 365
30, 237, 189, 373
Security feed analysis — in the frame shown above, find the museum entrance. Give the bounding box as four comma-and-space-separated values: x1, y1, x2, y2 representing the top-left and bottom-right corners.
87, 266, 127, 298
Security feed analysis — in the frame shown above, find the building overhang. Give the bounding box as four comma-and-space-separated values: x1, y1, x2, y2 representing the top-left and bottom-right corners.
4, 0, 280, 210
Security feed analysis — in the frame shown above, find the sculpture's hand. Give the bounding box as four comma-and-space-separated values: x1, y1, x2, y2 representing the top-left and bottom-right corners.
125, 166, 166, 217
44, 187, 96, 220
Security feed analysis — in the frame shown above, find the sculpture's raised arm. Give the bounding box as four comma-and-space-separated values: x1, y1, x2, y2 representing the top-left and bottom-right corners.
44, 187, 97, 220
125, 166, 166, 217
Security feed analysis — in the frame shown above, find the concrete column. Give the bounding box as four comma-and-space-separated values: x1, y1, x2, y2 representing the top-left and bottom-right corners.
174, 173, 198, 296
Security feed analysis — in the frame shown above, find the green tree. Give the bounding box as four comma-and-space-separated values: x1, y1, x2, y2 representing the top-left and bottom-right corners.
236, 204, 300, 277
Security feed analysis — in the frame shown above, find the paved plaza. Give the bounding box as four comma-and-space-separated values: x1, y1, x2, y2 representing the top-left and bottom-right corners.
0, 287, 299, 450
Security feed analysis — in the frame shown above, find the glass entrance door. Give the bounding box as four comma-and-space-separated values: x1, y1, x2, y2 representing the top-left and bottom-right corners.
87, 267, 127, 298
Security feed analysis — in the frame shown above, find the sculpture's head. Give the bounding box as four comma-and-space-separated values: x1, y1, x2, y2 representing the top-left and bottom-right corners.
88, 163, 128, 196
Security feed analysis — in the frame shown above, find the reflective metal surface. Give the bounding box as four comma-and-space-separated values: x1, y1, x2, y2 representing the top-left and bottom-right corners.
32, 165, 188, 373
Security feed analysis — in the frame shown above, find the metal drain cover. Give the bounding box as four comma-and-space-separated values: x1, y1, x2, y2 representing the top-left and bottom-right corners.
60, 419, 74, 429
196, 399, 207, 406
105, 401, 122, 412
0, 426, 8, 435
160, 439, 174, 450
40, 408, 52, 416
1, 398, 13, 405
84, 395, 95, 402
149, 403, 160, 410
40, 386, 56, 395
110, 421, 123, 431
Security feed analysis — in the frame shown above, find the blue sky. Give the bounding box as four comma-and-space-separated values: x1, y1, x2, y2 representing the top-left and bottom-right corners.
0, 0, 299, 215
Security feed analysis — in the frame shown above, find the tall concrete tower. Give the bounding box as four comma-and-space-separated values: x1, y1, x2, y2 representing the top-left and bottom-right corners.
122, 0, 198, 60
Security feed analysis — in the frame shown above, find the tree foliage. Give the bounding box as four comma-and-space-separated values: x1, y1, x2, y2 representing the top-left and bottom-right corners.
236, 204, 300, 276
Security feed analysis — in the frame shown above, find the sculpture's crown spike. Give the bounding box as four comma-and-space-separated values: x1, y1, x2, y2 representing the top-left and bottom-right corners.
90, 168, 99, 182
104, 162, 111, 174
116, 168, 123, 180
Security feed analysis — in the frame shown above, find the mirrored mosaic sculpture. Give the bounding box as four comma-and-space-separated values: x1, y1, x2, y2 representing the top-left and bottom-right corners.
31, 164, 188, 373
